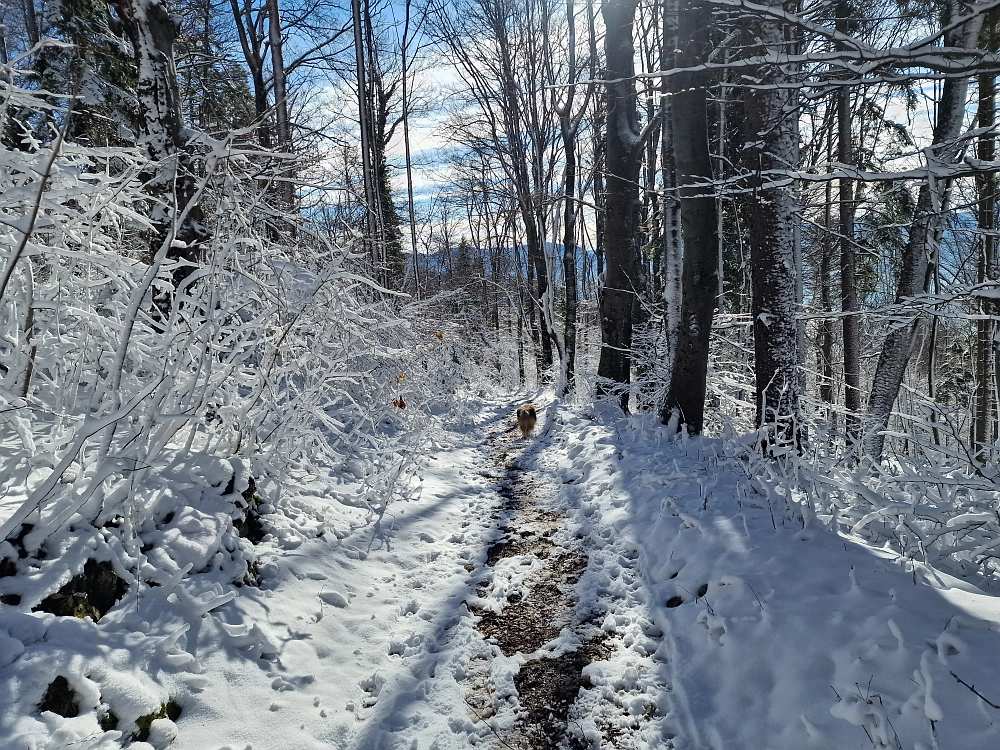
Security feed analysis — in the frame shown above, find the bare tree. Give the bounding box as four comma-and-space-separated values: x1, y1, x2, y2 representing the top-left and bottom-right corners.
744, 0, 803, 438
661, 0, 719, 433
598, 0, 657, 410
975, 11, 999, 459
113, 0, 208, 293
228, 0, 349, 148
837, 0, 861, 444
864, 1, 985, 459
546, 0, 596, 396
431, 0, 560, 376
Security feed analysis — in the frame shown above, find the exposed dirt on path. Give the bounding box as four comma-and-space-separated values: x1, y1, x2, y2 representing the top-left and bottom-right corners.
469, 425, 613, 749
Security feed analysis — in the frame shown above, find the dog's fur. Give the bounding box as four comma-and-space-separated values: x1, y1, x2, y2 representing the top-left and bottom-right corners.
516, 404, 537, 438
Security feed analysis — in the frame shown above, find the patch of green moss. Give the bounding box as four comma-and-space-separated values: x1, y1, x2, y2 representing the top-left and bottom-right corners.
133, 700, 182, 742
70, 596, 101, 620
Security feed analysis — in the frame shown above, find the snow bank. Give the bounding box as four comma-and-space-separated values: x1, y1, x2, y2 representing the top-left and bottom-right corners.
554, 404, 1000, 749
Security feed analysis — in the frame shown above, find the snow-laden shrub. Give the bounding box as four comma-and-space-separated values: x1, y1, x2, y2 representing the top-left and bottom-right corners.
0, 55, 423, 560
716, 414, 1000, 592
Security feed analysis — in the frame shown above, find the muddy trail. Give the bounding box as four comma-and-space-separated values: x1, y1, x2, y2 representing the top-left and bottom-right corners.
468, 424, 613, 749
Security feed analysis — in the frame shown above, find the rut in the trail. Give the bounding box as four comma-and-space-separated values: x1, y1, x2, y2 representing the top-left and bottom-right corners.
470, 426, 611, 749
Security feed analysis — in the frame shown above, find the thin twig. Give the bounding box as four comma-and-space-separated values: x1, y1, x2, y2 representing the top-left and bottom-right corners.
746, 582, 766, 612
464, 698, 520, 750
0, 112, 71, 304
677, 584, 715, 615
950, 670, 1000, 709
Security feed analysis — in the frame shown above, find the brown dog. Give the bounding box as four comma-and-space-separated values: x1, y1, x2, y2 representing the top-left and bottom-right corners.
516, 404, 537, 438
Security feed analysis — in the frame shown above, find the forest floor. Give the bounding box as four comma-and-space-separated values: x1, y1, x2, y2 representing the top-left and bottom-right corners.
3, 396, 1000, 750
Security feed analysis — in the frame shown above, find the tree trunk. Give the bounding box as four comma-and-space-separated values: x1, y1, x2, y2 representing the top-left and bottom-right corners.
22, 0, 40, 46
557, 0, 585, 397
559, 140, 578, 398
975, 15, 998, 460
593, 103, 606, 280
745, 8, 802, 438
267, 0, 293, 208
115, 0, 207, 295
820, 179, 835, 410
659, 0, 682, 381
598, 0, 648, 411
837, 3, 861, 445
229, 0, 270, 147
351, 0, 380, 278
864, 2, 983, 459
662, 0, 719, 433
526, 217, 554, 376
268, 0, 289, 150
928, 262, 942, 447
401, 0, 421, 298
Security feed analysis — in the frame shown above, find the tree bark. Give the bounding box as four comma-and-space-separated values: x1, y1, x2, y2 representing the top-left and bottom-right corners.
115, 0, 207, 296
558, 0, 580, 397
593, 102, 606, 280
554, 0, 596, 397
598, 0, 650, 411
659, 0, 682, 382
351, 0, 381, 277
267, 0, 294, 209
864, 2, 983, 459
837, 3, 861, 444
745, 7, 802, 437
229, 0, 270, 147
975, 13, 998, 460
820, 178, 835, 409
268, 0, 289, 151
401, 0, 421, 297
662, 0, 719, 433
22, 0, 40, 46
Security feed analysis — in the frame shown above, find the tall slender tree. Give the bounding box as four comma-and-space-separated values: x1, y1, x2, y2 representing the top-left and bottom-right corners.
975, 12, 998, 459
113, 0, 207, 291
837, 0, 861, 445
865, 1, 984, 459
662, 0, 719, 433
431, 0, 558, 374
744, 0, 803, 437
598, 0, 657, 410
547, 0, 596, 395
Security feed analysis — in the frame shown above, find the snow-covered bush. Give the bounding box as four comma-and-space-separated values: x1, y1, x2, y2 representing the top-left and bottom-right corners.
717, 412, 1000, 593
0, 54, 427, 562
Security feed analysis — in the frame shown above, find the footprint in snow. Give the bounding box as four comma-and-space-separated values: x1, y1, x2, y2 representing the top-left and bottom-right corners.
319, 590, 349, 607
271, 674, 315, 692
358, 673, 384, 709
388, 632, 423, 657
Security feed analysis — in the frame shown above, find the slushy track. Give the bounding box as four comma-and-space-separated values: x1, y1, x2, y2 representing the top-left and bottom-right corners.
345, 397, 672, 750
453, 401, 670, 749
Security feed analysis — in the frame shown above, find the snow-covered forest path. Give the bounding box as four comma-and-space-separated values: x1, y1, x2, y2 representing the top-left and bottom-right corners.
166, 395, 666, 750
164, 396, 680, 750
171, 397, 1000, 750
6, 397, 1000, 750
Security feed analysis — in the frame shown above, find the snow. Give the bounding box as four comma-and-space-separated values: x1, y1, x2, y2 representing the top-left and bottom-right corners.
2, 397, 1000, 749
